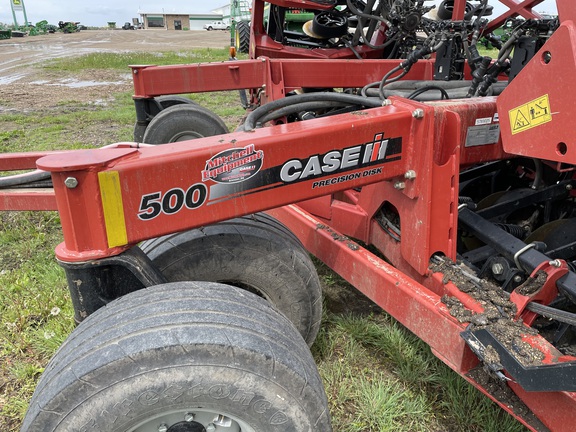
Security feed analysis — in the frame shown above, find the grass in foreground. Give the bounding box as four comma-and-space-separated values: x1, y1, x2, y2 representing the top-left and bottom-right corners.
1, 50, 527, 431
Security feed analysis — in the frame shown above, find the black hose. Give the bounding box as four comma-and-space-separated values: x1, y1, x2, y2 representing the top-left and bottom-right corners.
378, 66, 407, 100
244, 93, 383, 130
257, 101, 352, 125
407, 85, 450, 100
0, 170, 51, 189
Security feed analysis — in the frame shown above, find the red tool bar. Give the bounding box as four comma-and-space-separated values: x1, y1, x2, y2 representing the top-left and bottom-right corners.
131, 59, 435, 99
37, 103, 419, 262
0, 189, 56, 211
0, 151, 65, 171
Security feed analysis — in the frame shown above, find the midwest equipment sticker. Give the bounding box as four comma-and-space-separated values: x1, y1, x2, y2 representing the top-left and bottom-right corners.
509, 94, 552, 135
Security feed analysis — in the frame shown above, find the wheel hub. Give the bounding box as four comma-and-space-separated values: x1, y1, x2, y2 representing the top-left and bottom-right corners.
167, 421, 206, 432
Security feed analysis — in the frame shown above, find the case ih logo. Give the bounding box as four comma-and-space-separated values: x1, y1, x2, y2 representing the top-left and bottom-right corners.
279, 133, 402, 183
202, 144, 264, 184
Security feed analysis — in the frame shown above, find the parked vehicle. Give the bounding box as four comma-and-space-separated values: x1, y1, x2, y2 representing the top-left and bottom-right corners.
203, 21, 230, 31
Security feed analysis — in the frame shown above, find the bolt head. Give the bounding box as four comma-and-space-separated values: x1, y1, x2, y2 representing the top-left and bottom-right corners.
206, 424, 217, 432
64, 177, 78, 189
513, 275, 523, 283
491, 263, 504, 275
412, 109, 424, 119
184, 413, 195, 422
158, 424, 168, 432
404, 170, 417, 180
393, 181, 406, 190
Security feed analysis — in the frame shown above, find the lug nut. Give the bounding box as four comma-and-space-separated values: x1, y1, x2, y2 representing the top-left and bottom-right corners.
158, 424, 168, 432
206, 424, 216, 432
184, 413, 195, 422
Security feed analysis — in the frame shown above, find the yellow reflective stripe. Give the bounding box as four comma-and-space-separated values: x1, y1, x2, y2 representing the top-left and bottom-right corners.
98, 171, 128, 248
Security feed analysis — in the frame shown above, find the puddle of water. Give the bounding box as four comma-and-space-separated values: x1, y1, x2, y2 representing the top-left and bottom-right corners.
55, 78, 127, 88
0, 74, 26, 84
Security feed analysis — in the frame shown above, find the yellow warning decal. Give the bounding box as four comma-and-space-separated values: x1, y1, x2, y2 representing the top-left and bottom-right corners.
98, 171, 128, 248
509, 94, 552, 135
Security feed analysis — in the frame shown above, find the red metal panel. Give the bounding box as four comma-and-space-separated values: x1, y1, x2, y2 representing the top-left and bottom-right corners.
498, 21, 576, 164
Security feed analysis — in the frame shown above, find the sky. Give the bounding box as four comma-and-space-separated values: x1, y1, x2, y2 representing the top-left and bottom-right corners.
0, 1, 560, 28
0, 1, 221, 27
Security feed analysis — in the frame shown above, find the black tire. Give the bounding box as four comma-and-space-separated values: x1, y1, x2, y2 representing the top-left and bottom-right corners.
235, 20, 250, 54
207, 26, 213, 31
154, 94, 198, 108
22, 282, 332, 432
142, 104, 229, 144
140, 213, 322, 346
133, 96, 198, 142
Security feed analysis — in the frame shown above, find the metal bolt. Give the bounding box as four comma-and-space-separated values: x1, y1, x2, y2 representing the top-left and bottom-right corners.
491, 263, 504, 276
412, 109, 424, 119
206, 424, 217, 432
404, 170, 417, 180
513, 275, 523, 283
64, 177, 78, 189
158, 424, 168, 432
566, 184, 573, 191
382, 99, 393, 106
393, 181, 406, 190
549, 259, 562, 268
184, 413, 195, 422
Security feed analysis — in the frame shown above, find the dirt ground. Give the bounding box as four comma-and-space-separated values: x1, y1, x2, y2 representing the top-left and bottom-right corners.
0, 29, 230, 112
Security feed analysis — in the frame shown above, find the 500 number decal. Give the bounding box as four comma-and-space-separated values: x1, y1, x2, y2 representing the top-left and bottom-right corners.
138, 183, 208, 221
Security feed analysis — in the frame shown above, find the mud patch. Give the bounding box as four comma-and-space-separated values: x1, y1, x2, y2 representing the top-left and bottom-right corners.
433, 258, 545, 367
467, 367, 549, 432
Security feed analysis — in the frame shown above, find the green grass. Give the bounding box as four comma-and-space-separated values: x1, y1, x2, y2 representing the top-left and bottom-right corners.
0, 50, 529, 432
42, 48, 234, 71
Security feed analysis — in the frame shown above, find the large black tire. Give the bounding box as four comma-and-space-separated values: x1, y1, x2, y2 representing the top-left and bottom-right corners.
235, 20, 250, 54
22, 282, 332, 431
133, 96, 199, 142
142, 104, 229, 144
140, 213, 322, 346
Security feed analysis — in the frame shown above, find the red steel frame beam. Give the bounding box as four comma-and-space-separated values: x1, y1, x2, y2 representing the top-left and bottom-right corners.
131, 59, 435, 100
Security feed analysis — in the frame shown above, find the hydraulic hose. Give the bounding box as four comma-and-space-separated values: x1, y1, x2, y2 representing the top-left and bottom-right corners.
243, 93, 383, 130
0, 170, 51, 188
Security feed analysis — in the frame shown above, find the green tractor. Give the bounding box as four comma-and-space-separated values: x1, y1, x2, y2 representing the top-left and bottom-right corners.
230, 0, 252, 54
